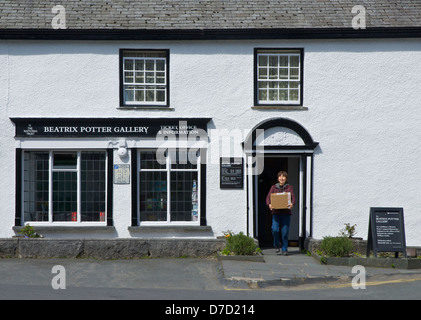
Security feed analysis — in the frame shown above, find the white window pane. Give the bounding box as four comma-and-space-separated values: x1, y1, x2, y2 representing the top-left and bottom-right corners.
146, 90, 155, 101
135, 90, 144, 102
23, 152, 49, 222
170, 171, 198, 222
259, 89, 267, 101
156, 90, 165, 102
290, 89, 299, 101
268, 81, 278, 89
140, 150, 166, 170
135, 72, 144, 84
156, 60, 165, 71
258, 55, 267, 66
124, 72, 134, 83
279, 90, 288, 101
269, 68, 278, 79
146, 72, 154, 84
53, 152, 77, 170
279, 81, 288, 88
279, 68, 288, 79
135, 60, 144, 71
290, 56, 300, 67
290, 81, 299, 89
258, 81, 268, 89
139, 171, 168, 222
258, 68, 268, 79
124, 88, 134, 102
290, 68, 299, 80
145, 60, 154, 71
52, 171, 77, 222
269, 56, 278, 67
156, 72, 165, 84
81, 152, 106, 222
124, 59, 133, 70
279, 56, 288, 67
268, 89, 278, 101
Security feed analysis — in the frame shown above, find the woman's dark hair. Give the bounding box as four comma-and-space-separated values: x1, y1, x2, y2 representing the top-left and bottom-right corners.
277, 171, 288, 180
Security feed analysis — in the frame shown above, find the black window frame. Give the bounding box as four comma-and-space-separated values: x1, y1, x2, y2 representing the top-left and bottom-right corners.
254, 48, 304, 108
131, 148, 208, 227
119, 48, 170, 108
15, 149, 114, 226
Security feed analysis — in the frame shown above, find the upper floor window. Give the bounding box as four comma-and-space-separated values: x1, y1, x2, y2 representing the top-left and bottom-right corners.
120, 49, 169, 107
255, 49, 303, 107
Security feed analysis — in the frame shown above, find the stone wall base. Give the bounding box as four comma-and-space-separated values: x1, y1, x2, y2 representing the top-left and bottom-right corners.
0, 238, 226, 259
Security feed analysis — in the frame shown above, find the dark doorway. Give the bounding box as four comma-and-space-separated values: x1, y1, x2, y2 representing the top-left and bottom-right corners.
257, 156, 300, 248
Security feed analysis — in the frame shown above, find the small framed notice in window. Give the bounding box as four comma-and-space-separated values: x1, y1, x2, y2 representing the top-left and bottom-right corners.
114, 164, 130, 184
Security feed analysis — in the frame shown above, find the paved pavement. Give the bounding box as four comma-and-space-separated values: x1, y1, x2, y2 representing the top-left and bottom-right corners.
220, 247, 421, 289
2, 246, 421, 300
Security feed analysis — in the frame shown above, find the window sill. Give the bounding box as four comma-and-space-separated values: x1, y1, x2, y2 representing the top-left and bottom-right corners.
128, 225, 212, 234
13, 225, 115, 233
252, 105, 308, 110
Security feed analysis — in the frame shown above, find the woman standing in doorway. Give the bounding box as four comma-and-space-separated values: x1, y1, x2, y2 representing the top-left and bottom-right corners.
266, 171, 296, 255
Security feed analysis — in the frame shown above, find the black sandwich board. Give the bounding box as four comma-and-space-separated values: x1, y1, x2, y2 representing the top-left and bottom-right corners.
366, 207, 407, 258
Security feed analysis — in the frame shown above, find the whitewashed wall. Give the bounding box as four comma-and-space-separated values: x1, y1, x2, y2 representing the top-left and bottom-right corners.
1, 39, 421, 245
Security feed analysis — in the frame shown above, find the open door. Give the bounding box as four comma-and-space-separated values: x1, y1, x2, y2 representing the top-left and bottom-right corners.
244, 117, 318, 250
257, 156, 300, 248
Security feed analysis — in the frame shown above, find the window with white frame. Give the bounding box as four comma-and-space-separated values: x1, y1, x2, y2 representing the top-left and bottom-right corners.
255, 49, 302, 106
138, 149, 199, 224
121, 50, 169, 107
23, 151, 107, 223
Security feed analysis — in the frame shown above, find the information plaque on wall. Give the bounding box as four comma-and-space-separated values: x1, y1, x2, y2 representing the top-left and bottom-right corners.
114, 164, 130, 184
367, 207, 407, 258
220, 157, 244, 189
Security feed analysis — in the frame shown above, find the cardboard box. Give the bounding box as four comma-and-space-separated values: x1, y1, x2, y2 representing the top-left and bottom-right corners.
270, 192, 291, 209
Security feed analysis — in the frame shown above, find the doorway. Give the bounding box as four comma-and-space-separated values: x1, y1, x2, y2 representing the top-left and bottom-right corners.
256, 156, 300, 248
244, 117, 318, 250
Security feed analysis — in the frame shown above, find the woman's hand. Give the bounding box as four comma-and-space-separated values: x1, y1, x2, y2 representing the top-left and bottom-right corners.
269, 204, 273, 210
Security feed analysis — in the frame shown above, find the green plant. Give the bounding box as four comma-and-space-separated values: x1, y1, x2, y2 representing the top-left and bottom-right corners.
320, 236, 354, 257
315, 249, 324, 256
220, 247, 232, 256
339, 223, 357, 238
18, 225, 42, 238
223, 232, 258, 255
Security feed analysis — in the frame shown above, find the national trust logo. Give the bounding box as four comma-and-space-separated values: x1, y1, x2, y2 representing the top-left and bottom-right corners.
23, 124, 38, 136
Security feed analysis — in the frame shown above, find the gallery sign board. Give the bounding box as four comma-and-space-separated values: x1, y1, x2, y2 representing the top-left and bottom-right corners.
11, 118, 211, 138
367, 207, 407, 258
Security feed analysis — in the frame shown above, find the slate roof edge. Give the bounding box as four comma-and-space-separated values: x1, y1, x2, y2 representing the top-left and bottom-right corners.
1, 27, 421, 41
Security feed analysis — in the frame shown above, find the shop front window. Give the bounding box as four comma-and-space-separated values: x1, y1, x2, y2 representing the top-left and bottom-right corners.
23, 151, 107, 223
139, 150, 199, 224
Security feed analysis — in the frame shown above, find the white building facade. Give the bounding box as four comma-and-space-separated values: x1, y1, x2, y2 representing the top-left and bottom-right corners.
1, 1, 421, 248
